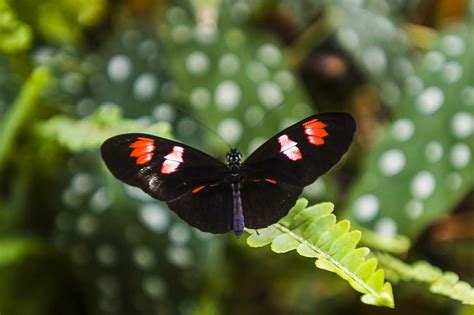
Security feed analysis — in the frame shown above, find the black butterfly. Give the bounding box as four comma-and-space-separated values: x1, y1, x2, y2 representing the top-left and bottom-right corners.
101, 112, 356, 237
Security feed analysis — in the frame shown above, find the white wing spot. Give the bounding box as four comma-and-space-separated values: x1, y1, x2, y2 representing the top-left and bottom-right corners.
278, 134, 302, 161
161, 146, 184, 174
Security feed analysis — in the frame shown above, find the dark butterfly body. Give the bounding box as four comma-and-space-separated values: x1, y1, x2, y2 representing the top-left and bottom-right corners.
101, 112, 356, 237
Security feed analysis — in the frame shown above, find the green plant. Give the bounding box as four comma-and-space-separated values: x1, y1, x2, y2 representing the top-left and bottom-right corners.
247, 199, 395, 308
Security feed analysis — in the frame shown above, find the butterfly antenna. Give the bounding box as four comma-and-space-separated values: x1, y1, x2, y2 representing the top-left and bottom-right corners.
167, 104, 233, 149
236, 101, 286, 149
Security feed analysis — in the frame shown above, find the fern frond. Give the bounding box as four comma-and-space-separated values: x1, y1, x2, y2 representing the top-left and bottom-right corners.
37, 105, 172, 152
378, 253, 474, 305
246, 199, 394, 308
358, 225, 411, 254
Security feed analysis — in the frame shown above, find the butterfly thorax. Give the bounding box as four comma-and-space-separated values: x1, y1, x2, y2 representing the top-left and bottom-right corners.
226, 149, 242, 180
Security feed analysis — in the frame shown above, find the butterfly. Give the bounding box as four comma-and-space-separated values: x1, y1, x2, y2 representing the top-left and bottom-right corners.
101, 112, 356, 237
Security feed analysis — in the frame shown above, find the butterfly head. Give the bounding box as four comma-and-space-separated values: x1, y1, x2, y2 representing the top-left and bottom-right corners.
226, 149, 242, 170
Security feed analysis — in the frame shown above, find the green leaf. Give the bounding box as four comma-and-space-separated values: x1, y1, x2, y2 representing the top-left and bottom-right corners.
378, 253, 474, 305
0, 67, 50, 168
327, 0, 411, 107
247, 199, 395, 308
271, 234, 300, 253
358, 225, 411, 254
0, 0, 32, 53
345, 21, 474, 239
0, 238, 48, 267
160, 0, 313, 154
0, 238, 82, 315
10, 0, 106, 45
37, 105, 173, 152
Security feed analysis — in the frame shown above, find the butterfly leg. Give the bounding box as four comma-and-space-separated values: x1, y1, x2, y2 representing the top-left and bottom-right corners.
232, 182, 245, 238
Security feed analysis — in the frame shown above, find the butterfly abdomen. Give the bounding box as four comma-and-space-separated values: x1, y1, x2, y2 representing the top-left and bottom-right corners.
232, 182, 245, 238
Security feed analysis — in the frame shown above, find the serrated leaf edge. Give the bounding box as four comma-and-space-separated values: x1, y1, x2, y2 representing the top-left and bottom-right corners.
273, 223, 393, 307
247, 199, 395, 308
378, 253, 474, 305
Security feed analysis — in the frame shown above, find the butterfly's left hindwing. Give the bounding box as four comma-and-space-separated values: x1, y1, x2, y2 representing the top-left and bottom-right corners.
100, 133, 229, 203
166, 183, 233, 233
241, 179, 302, 229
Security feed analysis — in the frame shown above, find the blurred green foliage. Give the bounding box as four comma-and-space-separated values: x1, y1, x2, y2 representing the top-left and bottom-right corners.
0, 238, 85, 315
378, 253, 474, 304
160, 0, 313, 154
0, 67, 50, 167
344, 19, 474, 239
8, 0, 106, 45
0, 0, 473, 314
0, 0, 32, 53
38, 105, 172, 152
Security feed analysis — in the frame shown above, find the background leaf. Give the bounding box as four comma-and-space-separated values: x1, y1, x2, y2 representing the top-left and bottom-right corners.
344, 20, 474, 239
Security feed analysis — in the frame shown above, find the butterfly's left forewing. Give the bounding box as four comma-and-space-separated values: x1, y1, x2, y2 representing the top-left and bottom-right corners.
241, 112, 356, 228
101, 133, 233, 233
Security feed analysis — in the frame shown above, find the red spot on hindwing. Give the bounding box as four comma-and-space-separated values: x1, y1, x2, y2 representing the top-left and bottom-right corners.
129, 137, 155, 165
278, 134, 302, 161
192, 185, 205, 193
253, 178, 278, 184
303, 119, 328, 146
160, 146, 184, 174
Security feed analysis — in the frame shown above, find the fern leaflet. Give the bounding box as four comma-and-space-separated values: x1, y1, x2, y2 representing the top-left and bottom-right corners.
378, 253, 474, 305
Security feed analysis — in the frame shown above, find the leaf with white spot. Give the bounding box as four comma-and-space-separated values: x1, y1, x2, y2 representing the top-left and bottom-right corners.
327, 0, 411, 106
160, 0, 312, 152
345, 22, 474, 239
